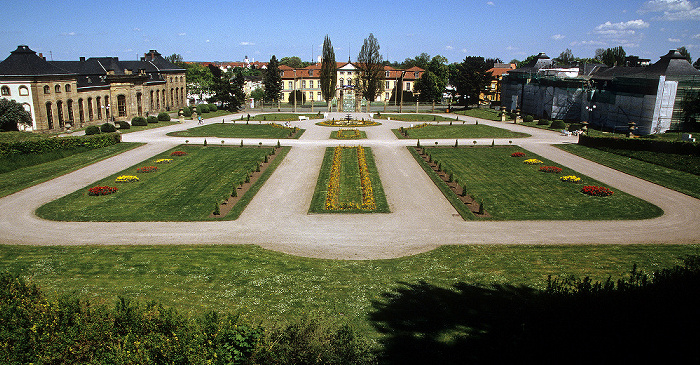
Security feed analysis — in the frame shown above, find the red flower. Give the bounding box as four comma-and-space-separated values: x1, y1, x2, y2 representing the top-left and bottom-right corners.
88, 186, 118, 196
136, 166, 158, 173
170, 151, 187, 156
511, 152, 526, 157
581, 185, 614, 197
539, 166, 562, 173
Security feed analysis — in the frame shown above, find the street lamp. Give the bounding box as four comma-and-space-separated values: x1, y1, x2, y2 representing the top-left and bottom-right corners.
585, 104, 596, 131
414, 90, 420, 113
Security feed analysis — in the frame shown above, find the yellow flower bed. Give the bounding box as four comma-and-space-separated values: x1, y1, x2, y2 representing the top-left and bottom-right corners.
356, 146, 376, 210
115, 175, 140, 183
155, 158, 173, 164
523, 159, 543, 165
324, 146, 376, 211
336, 129, 361, 139
325, 146, 342, 210
560, 175, 581, 183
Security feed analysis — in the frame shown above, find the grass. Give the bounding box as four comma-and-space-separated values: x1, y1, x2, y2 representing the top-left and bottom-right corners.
167, 123, 304, 139
185, 109, 233, 120
393, 124, 530, 139
0, 131, 53, 142
452, 108, 502, 121
0, 143, 143, 198
242, 113, 323, 121
36, 145, 278, 221
330, 129, 368, 140
1, 244, 697, 338
309, 147, 389, 214
557, 144, 700, 199
373, 114, 453, 122
417, 146, 663, 220
118, 121, 180, 134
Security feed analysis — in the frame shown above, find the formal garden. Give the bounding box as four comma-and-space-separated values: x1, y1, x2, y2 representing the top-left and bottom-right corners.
393, 123, 529, 139
330, 129, 367, 140
167, 123, 303, 139
309, 146, 389, 213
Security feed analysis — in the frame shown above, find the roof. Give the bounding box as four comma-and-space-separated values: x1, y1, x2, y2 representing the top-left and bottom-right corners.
631, 50, 700, 78
0, 45, 74, 76
509, 52, 552, 74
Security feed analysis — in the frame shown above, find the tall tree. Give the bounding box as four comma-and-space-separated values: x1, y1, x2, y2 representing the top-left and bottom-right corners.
426, 55, 449, 99
596, 46, 626, 67
451, 57, 493, 106
0, 98, 32, 131
517, 54, 539, 68
165, 53, 183, 64
209, 68, 244, 111
356, 33, 385, 112
414, 71, 442, 103
279, 56, 305, 69
694, 58, 700, 69
320, 35, 337, 112
183, 63, 214, 101
678, 46, 692, 63
403, 53, 431, 70
263, 56, 283, 106
554, 49, 575, 65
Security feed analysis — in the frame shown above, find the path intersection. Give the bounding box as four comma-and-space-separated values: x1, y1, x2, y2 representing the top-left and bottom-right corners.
1, 112, 699, 259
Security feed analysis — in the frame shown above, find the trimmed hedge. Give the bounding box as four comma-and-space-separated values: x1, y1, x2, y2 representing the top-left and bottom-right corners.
131, 116, 147, 126
537, 119, 550, 126
0, 132, 121, 157
523, 115, 534, 123
84, 126, 100, 135
182, 107, 192, 117
550, 120, 566, 130
208, 103, 218, 112
579, 134, 700, 156
147, 116, 158, 124
157, 112, 170, 122
117, 121, 131, 129
100, 123, 116, 133
196, 104, 209, 115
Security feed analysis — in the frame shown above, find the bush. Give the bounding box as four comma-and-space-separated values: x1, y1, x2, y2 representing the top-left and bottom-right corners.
100, 123, 116, 133
116, 121, 131, 130
147, 116, 158, 124
157, 112, 170, 121
131, 116, 147, 126
568, 123, 583, 131
84, 125, 101, 135
0, 133, 121, 157
196, 104, 209, 115
182, 107, 192, 117
208, 104, 218, 112
523, 115, 534, 123
550, 120, 566, 130
537, 119, 550, 126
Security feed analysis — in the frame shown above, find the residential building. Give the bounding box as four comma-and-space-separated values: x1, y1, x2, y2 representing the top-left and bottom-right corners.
482, 63, 516, 104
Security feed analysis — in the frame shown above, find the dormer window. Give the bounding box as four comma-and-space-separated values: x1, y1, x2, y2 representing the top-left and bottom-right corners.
44, 85, 50, 94
309, 70, 313, 76
65, 84, 71, 92
55, 85, 61, 93
414, 71, 419, 78
385, 71, 390, 77
1, 86, 9, 96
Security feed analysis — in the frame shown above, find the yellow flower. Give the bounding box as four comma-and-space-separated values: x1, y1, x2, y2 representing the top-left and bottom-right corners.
560, 175, 581, 183
523, 159, 543, 165
115, 175, 140, 183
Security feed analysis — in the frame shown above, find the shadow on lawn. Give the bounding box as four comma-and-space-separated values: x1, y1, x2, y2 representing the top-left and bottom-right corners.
369, 258, 700, 365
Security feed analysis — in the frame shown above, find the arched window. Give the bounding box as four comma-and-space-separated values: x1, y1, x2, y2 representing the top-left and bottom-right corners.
161, 89, 165, 109
44, 85, 50, 94
104, 96, 110, 119
150, 90, 154, 110
19, 86, 29, 96
117, 95, 126, 117
339, 78, 343, 86
78, 99, 84, 124
46, 102, 53, 129
1, 86, 10, 96
181, 87, 185, 105
56, 100, 64, 128
67, 99, 74, 123
65, 84, 71, 92
96, 97, 102, 119
87, 97, 93, 120
136, 92, 142, 116
55, 85, 61, 93
170, 88, 174, 107
155, 90, 160, 109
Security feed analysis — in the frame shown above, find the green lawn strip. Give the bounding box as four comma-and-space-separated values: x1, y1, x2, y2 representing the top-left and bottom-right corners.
340, 148, 363, 204
452, 108, 502, 121
167, 123, 303, 139
223, 146, 291, 220
423, 146, 662, 220
408, 147, 476, 220
0, 131, 52, 142
308, 147, 389, 214
557, 144, 700, 199
244, 113, 322, 121
373, 114, 453, 122
36, 145, 274, 221
0, 143, 143, 198
185, 110, 233, 120
117, 121, 180, 134
394, 124, 530, 139
330, 130, 368, 140
1, 244, 697, 338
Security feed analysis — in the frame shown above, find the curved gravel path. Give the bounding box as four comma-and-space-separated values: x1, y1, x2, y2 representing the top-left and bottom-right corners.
1, 112, 699, 259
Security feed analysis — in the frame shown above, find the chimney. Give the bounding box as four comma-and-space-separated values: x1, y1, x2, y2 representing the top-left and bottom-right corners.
39, 53, 43, 59
80, 57, 85, 62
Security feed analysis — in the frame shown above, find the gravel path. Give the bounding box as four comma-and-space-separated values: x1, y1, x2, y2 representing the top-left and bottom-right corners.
1, 112, 699, 259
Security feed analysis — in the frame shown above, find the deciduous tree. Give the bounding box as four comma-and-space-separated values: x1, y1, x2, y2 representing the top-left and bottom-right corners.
0, 98, 32, 131
554, 49, 575, 65
263, 56, 283, 106
356, 33, 385, 112
451, 57, 493, 106
596, 46, 626, 67
320, 35, 337, 112
678, 46, 692, 63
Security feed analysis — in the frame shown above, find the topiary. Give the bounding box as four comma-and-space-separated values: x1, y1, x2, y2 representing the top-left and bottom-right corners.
537, 119, 550, 126
568, 123, 583, 131
131, 116, 147, 126
523, 115, 534, 123
147, 116, 158, 124
550, 120, 566, 130
182, 107, 192, 117
117, 121, 131, 129
85, 125, 101, 135
157, 112, 170, 121
208, 104, 218, 112
100, 123, 116, 133
196, 104, 209, 115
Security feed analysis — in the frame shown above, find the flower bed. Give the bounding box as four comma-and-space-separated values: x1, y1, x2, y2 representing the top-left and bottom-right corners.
324, 146, 376, 211
336, 129, 361, 139
170, 151, 187, 156
582, 185, 614, 197
115, 175, 140, 183
511, 152, 526, 157
155, 158, 173, 164
539, 166, 562, 173
136, 166, 158, 173
560, 175, 581, 183
88, 186, 118, 196
523, 159, 543, 165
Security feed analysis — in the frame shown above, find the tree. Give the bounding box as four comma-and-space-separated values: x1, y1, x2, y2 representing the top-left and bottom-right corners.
279, 56, 305, 69
554, 49, 575, 66
209, 68, 244, 111
320, 35, 337, 112
414, 71, 442, 103
427, 55, 449, 93
183, 63, 215, 101
451, 56, 493, 106
678, 46, 692, 63
694, 58, 700, 69
263, 56, 283, 106
287, 90, 306, 104
356, 33, 385, 112
165, 53, 183, 64
596, 46, 626, 67
403, 53, 431, 69
681, 91, 700, 131
517, 54, 539, 68
0, 98, 32, 131
250, 87, 265, 102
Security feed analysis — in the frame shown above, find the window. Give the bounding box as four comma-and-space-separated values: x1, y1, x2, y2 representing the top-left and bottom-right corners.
170, 88, 174, 107
155, 90, 160, 109
87, 98, 93, 120
161, 90, 165, 110
55, 85, 61, 93
44, 85, 50, 94
96, 97, 102, 119
317, 92, 321, 98
385, 71, 390, 77
288, 81, 293, 90
339, 78, 343, 86
386, 92, 390, 100
302, 80, 306, 89
137, 92, 142, 116
309, 70, 313, 76
67, 99, 74, 123
415, 71, 420, 78
150, 90, 154, 110
65, 84, 71, 92
117, 95, 126, 117
19, 86, 28, 96
46, 102, 53, 129
406, 82, 410, 91
78, 99, 84, 124
386, 81, 390, 89
105, 96, 110, 118
1, 86, 10, 96
56, 100, 64, 128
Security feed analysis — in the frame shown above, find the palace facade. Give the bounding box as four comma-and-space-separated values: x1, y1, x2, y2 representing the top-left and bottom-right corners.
0, 46, 186, 132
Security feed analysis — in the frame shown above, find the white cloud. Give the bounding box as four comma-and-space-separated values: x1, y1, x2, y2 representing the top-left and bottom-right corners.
239, 42, 255, 46
445, 45, 454, 50
668, 37, 681, 41
61, 32, 77, 36
461, 48, 468, 53
693, 33, 700, 38
551, 34, 566, 40
206, 39, 210, 43
638, 0, 700, 20
133, 28, 141, 32
178, 33, 186, 36
595, 19, 649, 32
486, 1, 495, 5
570, 40, 606, 46
593, 19, 648, 46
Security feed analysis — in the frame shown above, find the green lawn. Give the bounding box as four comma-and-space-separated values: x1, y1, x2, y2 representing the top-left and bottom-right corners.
557, 144, 700, 199
36, 145, 277, 221
241, 113, 322, 121
330, 129, 368, 140
167, 123, 304, 139
1, 244, 697, 338
452, 108, 502, 121
394, 124, 530, 139
0, 143, 142, 198
118, 121, 180, 134
186, 109, 233, 120
309, 147, 389, 213
373, 114, 453, 122
417, 146, 663, 220
0, 131, 52, 143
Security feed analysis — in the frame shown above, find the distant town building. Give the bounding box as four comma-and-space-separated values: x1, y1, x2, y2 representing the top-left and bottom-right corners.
482, 63, 516, 104
0, 46, 186, 132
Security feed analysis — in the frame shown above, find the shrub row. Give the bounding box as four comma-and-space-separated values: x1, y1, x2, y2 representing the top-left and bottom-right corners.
0, 132, 121, 157
579, 134, 700, 156
194, 103, 218, 115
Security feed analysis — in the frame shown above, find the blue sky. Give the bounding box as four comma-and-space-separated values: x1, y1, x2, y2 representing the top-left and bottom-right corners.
2, 0, 699, 64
